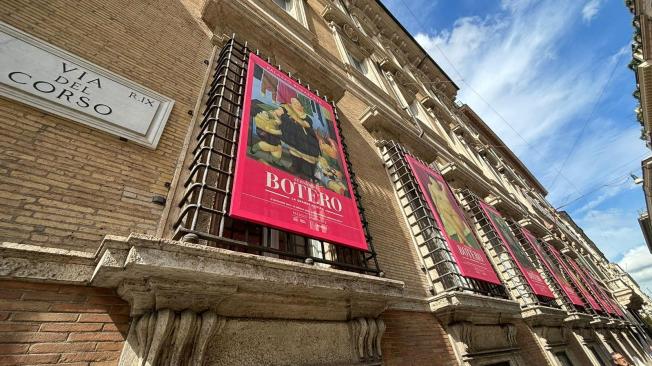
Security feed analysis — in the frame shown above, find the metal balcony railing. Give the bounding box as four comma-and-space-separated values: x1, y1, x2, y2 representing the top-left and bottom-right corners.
173, 38, 381, 275
460, 189, 556, 308
539, 243, 597, 316
507, 220, 567, 310
380, 141, 507, 298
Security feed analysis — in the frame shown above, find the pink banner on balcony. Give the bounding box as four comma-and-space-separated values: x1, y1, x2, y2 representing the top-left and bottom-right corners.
568, 259, 613, 315
548, 245, 602, 311
522, 229, 584, 306
608, 297, 625, 317
230, 53, 367, 250
405, 156, 501, 284
479, 202, 554, 298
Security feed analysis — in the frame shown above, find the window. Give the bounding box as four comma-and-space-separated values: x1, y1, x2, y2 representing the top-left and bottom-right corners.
273, 0, 290, 11
485, 362, 510, 366
348, 52, 367, 75
344, 49, 385, 89
588, 346, 606, 366
554, 351, 574, 366
271, 0, 308, 27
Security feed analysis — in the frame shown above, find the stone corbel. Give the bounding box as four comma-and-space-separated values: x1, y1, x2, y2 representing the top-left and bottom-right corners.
502, 323, 518, 348
449, 122, 464, 136
119, 308, 225, 366
418, 94, 437, 110
378, 57, 399, 74
560, 246, 579, 259
350, 317, 386, 362
449, 321, 475, 354
532, 325, 570, 350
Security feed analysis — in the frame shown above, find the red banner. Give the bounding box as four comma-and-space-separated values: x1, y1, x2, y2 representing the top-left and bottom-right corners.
568, 258, 613, 314
577, 259, 622, 316
548, 245, 602, 311
522, 229, 584, 306
406, 156, 500, 284
479, 202, 554, 298
230, 53, 367, 250
607, 296, 625, 317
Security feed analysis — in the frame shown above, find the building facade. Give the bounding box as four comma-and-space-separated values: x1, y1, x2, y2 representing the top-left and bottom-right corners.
1, 0, 651, 365
627, 0, 652, 257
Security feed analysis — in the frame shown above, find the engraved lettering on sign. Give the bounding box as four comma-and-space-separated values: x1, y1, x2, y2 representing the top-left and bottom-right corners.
0, 22, 174, 148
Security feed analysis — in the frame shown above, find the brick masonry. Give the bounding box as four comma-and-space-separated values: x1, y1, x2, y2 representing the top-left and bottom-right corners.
515, 322, 554, 366
0, 0, 212, 252
381, 310, 457, 366
0, 280, 129, 366
0, 0, 637, 365
337, 92, 432, 299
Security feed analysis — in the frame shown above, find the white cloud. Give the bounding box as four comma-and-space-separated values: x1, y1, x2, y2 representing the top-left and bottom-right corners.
578, 208, 644, 260
415, 1, 595, 148
414, 1, 645, 207
389, 0, 650, 298
618, 246, 652, 295
582, 0, 603, 23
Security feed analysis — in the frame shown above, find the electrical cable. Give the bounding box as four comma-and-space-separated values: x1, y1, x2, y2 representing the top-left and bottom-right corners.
548, 51, 625, 191
395, 0, 584, 197
396, 0, 634, 204
554, 152, 650, 209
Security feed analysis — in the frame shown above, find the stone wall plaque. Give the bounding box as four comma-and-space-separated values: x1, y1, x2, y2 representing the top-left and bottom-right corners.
0, 22, 174, 148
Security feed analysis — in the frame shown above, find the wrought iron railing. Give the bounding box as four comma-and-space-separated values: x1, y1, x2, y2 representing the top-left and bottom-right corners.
173, 38, 381, 275
460, 189, 555, 308
538, 242, 596, 316
380, 141, 507, 298
507, 220, 565, 310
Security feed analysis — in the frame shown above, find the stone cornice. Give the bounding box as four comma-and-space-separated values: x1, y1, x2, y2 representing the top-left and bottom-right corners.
428, 292, 521, 325
91, 234, 405, 319
321, 4, 375, 57
1, 234, 405, 321
521, 305, 568, 327
348, 0, 458, 98
0, 242, 95, 284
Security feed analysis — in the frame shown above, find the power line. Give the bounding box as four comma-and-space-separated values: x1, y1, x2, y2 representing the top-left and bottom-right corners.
396, 0, 628, 202
395, 0, 583, 195
548, 51, 626, 191
554, 153, 650, 209
555, 176, 630, 210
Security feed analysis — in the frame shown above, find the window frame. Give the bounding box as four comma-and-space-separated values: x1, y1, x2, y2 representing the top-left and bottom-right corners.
271, 0, 309, 28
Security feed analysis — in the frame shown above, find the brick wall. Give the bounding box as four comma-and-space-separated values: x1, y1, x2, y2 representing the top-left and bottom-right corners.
306, 0, 342, 60
515, 322, 553, 366
0, 280, 129, 366
0, 0, 212, 252
336, 92, 431, 298
381, 310, 457, 366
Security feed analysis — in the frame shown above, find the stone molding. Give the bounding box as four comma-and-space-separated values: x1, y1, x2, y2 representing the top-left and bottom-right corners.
2, 233, 404, 321
563, 312, 595, 328
118, 309, 224, 366
90, 234, 403, 320
428, 292, 521, 325
351, 317, 385, 363
521, 305, 568, 327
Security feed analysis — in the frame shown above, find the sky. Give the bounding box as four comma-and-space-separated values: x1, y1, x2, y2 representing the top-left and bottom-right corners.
380, 0, 652, 294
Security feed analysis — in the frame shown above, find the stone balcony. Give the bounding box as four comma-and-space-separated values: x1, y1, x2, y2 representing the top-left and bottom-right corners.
1, 233, 406, 366
91, 234, 405, 320
542, 234, 565, 250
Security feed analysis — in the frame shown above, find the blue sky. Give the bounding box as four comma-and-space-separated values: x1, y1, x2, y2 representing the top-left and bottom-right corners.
380, 0, 652, 293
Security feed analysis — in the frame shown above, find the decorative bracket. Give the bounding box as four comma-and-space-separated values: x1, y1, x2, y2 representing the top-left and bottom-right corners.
119, 308, 225, 366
